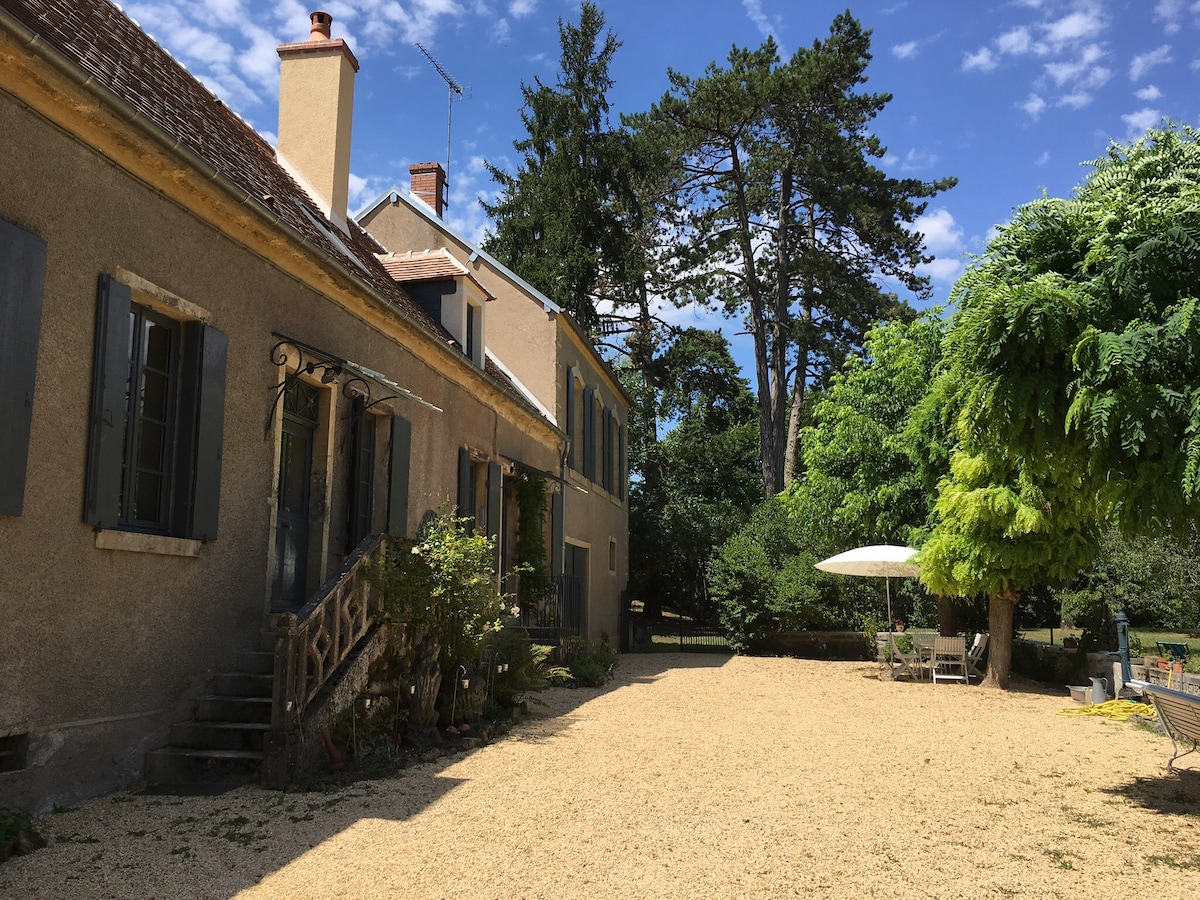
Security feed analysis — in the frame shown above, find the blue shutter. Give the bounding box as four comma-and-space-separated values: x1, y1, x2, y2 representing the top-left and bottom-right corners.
487, 460, 502, 570
186, 323, 227, 541
551, 487, 565, 576
618, 422, 626, 501
84, 275, 132, 528
564, 367, 576, 469
602, 407, 613, 492
583, 387, 595, 481
457, 446, 472, 522
0, 219, 47, 517
387, 415, 412, 537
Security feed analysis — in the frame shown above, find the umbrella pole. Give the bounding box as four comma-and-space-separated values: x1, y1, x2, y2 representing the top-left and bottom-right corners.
886, 576, 893, 630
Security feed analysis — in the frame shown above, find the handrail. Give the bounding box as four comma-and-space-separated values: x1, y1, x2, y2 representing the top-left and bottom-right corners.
270, 532, 388, 732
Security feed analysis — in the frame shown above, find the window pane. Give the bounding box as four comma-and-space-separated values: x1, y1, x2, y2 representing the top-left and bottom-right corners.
132, 470, 162, 522
141, 369, 170, 421
137, 420, 166, 470
143, 318, 173, 371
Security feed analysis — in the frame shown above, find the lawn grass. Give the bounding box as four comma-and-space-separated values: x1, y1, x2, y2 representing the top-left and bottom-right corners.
1019, 627, 1200, 653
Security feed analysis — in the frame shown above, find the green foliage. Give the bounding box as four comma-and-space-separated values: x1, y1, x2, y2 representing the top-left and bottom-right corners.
367, 507, 505, 667
710, 497, 877, 651
627, 328, 761, 619
792, 312, 949, 547
643, 13, 954, 493
481, 2, 631, 331
488, 628, 555, 707
512, 472, 549, 610
561, 637, 620, 687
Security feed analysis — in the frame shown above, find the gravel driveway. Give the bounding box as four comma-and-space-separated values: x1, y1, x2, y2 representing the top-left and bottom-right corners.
2, 653, 1199, 898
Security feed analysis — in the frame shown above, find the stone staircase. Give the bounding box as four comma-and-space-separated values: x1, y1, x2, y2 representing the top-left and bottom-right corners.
143, 630, 276, 790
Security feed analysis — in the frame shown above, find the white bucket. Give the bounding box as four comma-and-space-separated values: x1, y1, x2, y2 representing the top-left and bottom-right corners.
1090, 677, 1108, 704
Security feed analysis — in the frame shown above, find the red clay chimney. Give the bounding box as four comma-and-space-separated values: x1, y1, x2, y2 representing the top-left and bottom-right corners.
309, 10, 332, 40
410, 162, 448, 218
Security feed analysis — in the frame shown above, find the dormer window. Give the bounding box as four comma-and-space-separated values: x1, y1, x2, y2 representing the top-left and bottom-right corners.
378, 248, 492, 369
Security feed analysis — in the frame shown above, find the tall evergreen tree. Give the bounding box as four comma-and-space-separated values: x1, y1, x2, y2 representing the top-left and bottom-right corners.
482, 2, 627, 332
643, 13, 954, 496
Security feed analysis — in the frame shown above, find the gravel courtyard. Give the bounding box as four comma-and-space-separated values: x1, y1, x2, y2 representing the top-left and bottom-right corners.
3, 652, 1199, 899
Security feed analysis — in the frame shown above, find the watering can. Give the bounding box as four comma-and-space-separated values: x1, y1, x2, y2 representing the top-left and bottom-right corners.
1089, 677, 1108, 704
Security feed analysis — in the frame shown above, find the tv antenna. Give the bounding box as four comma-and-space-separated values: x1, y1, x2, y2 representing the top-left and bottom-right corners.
415, 43, 469, 199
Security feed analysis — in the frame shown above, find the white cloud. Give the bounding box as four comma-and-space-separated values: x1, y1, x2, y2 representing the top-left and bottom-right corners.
1044, 43, 1105, 86
996, 26, 1032, 55
1020, 93, 1047, 119
1039, 9, 1106, 51
1057, 91, 1093, 109
1122, 107, 1163, 139
742, 0, 783, 53
508, 0, 537, 18
963, 47, 997, 72
1035, 151, 1051, 166
1155, 0, 1184, 33
1130, 45, 1173, 81
491, 18, 511, 44
892, 41, 919, 60
900, 147, 940, 171
914, 208, 963, 255
1137, 84, 1163, 100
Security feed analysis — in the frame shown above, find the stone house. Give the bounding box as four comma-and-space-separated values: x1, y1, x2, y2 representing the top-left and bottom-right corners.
0, 0, 627, 812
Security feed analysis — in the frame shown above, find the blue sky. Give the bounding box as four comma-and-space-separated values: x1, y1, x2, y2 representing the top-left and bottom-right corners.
126, 0, 1200, 339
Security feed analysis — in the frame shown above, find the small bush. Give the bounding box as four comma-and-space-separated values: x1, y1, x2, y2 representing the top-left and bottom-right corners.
561, 637, 619, 687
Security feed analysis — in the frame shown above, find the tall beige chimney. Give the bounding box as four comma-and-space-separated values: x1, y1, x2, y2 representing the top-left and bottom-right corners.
409, 162, 448, 218
276, 11, 359, 228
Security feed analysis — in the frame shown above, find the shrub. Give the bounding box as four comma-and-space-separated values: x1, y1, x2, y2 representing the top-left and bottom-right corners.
561, 637, 619, 687
709, 498, 848, 652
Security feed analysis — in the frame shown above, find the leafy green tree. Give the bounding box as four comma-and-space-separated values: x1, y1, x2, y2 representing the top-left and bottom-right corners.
627, 329, 761, 620
921, 125, 1200, 688
482, 2, 631, 332
791, 312, 948, 547
643, 13, 954, 496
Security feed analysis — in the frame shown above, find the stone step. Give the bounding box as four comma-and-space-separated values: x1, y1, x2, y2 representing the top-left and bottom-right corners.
214, 672, 274, 698
237, 650, 275, 676
144, 747, 262, 787
169, 721, 269, 753
196, 695, 272, 724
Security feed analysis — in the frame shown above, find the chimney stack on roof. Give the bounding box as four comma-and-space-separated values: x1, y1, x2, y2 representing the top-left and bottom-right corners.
276, 11, 359, 230
410, 162, 448, 218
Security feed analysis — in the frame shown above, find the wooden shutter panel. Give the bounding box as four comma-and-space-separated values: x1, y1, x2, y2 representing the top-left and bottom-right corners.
387, 415, 412, 537
457, 446, 472, 522
84, 275, 132, 528
551, 487, 565, 576
583, 387, 595, 481
0, 219, 47, 517
564, 367, 576, 469
602, 407, 613, 492
487, 460, 502, 570
186, 323, 227, 541
618, 423, 626, 501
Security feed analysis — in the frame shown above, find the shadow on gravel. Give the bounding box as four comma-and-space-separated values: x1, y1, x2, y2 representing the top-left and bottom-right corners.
1099, 766, 1200, 820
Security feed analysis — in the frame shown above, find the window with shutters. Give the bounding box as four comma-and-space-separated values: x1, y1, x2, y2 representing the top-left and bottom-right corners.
85, 274, 227, 541
0, 218, 47, 518
346, 398, 376, 551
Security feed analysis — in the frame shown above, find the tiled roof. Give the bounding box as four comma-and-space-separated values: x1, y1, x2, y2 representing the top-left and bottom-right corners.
0, 0, 557, 428
0, 0, 439, 334
379, 250, 493, 299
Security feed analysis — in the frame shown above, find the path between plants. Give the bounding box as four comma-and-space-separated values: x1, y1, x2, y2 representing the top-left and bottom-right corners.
2, 653, 1199, 898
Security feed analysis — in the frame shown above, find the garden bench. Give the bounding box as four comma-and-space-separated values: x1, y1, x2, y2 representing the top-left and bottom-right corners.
1130, 680, 1200, 771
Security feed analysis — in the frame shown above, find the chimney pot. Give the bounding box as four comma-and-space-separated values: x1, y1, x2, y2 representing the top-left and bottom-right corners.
310, 10, 332, 41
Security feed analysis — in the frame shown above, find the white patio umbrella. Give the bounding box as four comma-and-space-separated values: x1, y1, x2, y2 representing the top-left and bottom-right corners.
815, 544, 920, 629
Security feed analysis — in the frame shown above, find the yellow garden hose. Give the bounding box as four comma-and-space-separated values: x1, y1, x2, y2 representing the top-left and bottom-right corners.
1057, 699, 1157, 721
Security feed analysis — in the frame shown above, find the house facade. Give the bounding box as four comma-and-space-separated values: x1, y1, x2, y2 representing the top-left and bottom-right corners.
360, 173, 631, 645
0, 0, 624, 812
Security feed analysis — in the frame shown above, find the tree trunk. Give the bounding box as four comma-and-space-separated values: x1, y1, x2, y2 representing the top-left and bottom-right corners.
936, 595, 957, 637
982, 587, 1019, 689
407, 632, 443, 740
783, 344, 808, 486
